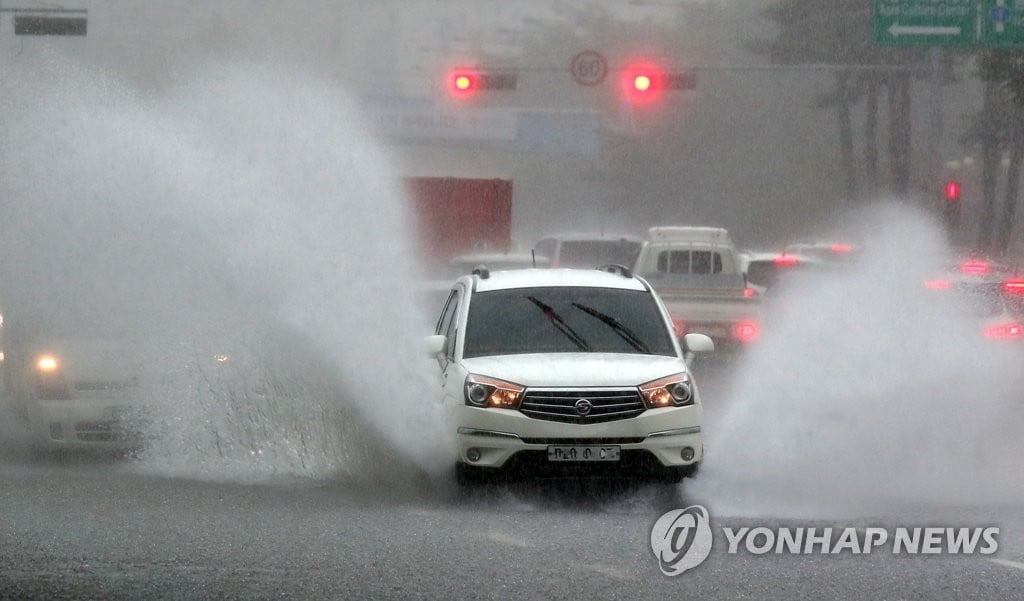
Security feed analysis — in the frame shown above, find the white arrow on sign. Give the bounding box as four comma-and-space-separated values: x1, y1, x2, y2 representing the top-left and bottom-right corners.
888, 22, 962, 37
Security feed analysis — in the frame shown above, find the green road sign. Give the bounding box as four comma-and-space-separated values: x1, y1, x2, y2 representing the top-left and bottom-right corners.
981, 0, 1024, 46
874, 0, 978, 46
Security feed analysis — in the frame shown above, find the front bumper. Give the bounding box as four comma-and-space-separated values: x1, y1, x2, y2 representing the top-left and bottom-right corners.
26, 398, 151, 449
453, 404, 702, 469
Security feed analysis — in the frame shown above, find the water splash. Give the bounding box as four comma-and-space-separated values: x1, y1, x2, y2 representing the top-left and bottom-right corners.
0, 52, 450, 486
692, 203, 1024, 518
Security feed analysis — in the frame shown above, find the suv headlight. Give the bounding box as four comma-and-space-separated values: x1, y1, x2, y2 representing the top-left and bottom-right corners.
639, 373, 694, 408
464, 374, 525, 409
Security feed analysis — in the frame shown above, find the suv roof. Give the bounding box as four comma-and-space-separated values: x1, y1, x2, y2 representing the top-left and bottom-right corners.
470, 268, 648, 293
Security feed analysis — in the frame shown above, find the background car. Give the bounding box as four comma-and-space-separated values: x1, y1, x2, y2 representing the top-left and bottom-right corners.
634, 226, 760, 347
784, 242, 861, 266
533, 234, 643, 270
739, 250, 823, 294
923, 273, 1024, 342
2, 320, 173, 451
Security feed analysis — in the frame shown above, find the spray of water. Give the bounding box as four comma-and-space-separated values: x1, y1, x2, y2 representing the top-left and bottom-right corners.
0, 52, 450, 486
692, 203, 1024, 518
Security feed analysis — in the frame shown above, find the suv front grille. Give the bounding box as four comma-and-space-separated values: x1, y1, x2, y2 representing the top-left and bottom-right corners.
519, 388, 645, 424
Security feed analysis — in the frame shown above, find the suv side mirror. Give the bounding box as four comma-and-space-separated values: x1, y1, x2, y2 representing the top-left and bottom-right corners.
683, 333, 714, 354
682, 333, 714, 365
424, 334, 446, 358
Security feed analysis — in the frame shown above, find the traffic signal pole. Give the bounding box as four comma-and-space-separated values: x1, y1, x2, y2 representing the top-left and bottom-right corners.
929, 48, 945, 204
927, 47, 960, 243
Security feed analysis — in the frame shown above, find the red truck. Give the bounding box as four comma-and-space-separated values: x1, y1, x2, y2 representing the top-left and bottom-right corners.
405, 177, 513, 272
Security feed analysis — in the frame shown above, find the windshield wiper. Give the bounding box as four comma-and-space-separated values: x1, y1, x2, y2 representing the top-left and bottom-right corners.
527, 296, 591, 352
571, 302, 650, 353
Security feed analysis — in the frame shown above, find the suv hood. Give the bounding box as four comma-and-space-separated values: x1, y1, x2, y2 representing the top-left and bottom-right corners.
460, 353, 687, 388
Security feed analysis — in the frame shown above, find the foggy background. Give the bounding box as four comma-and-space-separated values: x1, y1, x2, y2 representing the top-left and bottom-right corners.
0, 48, 450, 484
1, 1, 1021, 515
0, 0, 991, 250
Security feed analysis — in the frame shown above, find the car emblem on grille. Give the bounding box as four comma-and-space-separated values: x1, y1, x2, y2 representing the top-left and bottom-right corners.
574, 399, 592, 416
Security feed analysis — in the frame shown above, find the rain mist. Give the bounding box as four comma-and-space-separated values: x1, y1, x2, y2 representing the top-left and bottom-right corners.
691, 203, 1024, 519
0, 53, 450, 486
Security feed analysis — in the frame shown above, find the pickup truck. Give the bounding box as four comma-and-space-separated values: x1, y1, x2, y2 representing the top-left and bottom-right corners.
633, 226, 760, 346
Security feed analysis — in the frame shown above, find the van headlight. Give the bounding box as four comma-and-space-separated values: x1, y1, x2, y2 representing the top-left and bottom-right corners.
464, 374, 525, 409
33, 353, 71, 400
639, 373, 694, 408
36, 354, 60, 373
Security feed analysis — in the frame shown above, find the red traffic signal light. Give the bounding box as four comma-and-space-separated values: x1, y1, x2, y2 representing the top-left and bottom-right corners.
621, 63, 696, 105
453, 73, 474, 92
944, 180, 961, 202
447, 68, 517, 99
622, 64, 663, 105
449, 69, 480, 98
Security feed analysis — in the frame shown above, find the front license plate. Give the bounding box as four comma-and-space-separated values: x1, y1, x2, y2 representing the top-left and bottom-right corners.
547, 446, 620, 462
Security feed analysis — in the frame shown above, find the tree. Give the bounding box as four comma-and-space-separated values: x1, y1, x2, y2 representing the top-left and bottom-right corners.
971, 51, 1024, 254
750, 0, 929, 201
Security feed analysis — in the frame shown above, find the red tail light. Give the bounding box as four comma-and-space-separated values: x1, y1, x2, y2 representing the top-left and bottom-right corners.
744, 287, 757, 298
961, 260, 990, 275
830, 243, 854, 253
773, 255, 799, 267
1002, 279, 1024, 295
984, 322, 1024, 340
671, 316, 686, 338
733, 320, 759, 343
924, 279, 952, 290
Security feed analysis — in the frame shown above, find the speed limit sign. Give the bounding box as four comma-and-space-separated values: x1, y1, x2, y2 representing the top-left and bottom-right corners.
570, 50, 608, 86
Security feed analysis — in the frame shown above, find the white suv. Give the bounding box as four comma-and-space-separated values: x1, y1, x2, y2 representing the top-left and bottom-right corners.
425, 266, 713, 484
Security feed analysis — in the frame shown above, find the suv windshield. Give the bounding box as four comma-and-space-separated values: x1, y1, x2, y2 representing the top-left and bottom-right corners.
463, 286, 675, 358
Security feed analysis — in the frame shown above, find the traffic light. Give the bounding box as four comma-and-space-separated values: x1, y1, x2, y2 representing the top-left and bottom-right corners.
944, 180, 961, 202
941, 179, 962, 238
621, 63, 696, 105
446, 67, 517, 100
